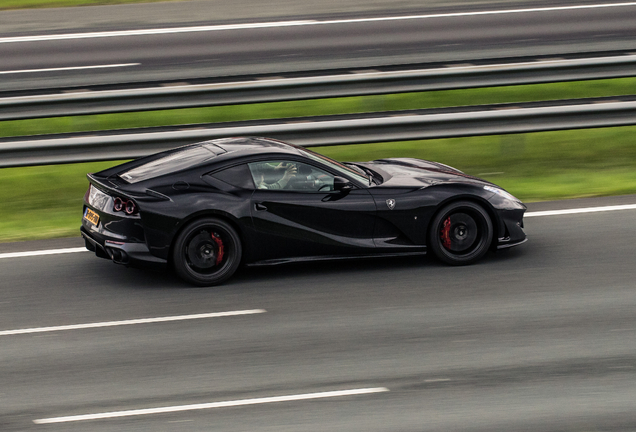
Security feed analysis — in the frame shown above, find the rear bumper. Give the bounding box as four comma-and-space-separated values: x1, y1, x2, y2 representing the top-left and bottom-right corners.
81, 227, 166, 268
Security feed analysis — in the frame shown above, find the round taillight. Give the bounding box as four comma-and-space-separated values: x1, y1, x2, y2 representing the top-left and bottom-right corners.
125, 200, 137, 215
113, 197, 124, 212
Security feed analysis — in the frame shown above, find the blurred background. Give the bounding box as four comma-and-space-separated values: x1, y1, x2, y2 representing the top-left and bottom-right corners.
2, 2, 636, 432
2, 0, 635, 242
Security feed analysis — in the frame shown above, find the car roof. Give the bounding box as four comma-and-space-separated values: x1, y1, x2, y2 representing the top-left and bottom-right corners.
96, 137, 307, 184
210, 137, 305, 161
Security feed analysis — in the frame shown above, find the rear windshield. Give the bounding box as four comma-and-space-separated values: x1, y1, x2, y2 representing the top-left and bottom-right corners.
120, 144, 224, 183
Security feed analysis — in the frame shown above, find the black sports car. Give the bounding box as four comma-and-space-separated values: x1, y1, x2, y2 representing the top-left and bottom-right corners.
81, 137, 526, 286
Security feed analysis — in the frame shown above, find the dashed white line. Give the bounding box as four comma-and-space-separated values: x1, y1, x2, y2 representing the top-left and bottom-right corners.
0, 310, 266, 336
0, 63, 139, 75
2, 2, 636, 44
525, 204, 636, 217
33, 387, 389, 424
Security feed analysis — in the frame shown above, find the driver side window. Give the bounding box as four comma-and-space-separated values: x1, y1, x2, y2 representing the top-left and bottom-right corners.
248, 161, 335, 192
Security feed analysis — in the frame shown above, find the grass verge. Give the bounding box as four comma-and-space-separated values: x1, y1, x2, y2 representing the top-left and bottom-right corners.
1, 126, 635, 243
3, 78, 636, 138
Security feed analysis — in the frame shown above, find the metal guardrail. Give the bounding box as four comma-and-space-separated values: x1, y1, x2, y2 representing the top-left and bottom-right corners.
2, 97, 636, 168
2, 54, 636, 121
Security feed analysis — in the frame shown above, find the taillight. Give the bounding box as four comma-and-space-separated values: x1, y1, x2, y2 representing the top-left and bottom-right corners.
112, 197, 138, 215
113, 197, 124, 212
125, 200, 137, 215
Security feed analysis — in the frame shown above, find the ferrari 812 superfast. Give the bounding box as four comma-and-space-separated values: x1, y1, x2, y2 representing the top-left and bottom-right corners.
81, 137, 526, 286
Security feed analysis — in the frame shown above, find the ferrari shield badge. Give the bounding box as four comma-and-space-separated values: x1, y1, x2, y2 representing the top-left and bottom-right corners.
386, 199, 396, 210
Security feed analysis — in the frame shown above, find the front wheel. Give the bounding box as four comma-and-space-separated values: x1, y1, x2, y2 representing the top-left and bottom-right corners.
428, 201, 493, 265
172, 217, 242, 286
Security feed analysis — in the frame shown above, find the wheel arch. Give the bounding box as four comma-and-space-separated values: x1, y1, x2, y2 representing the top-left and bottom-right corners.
427, 195, 500, 250
167, 210, 246, 267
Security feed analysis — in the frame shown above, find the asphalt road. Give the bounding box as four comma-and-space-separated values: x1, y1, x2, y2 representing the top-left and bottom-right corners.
2, 1, 636, 91
1, 195, 636, 431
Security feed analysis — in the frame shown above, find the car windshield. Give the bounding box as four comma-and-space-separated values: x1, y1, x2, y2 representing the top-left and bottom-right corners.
298, 148, 370, 184
120, 144, 224, 183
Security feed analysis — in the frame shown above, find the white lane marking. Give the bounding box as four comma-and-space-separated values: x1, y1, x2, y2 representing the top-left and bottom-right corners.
2, 2, 636, 44
0, 310, 266, 336
0, 63, 139, 75
0, 247, 87, 260
525, 204, 636, 217
0, 20, 314, 44
33, 387, 389, 424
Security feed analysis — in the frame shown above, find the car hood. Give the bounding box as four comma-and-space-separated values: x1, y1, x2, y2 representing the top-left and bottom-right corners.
363, 158, 493, 188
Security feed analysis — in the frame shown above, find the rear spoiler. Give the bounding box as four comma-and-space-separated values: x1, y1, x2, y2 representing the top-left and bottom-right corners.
87, 173, 128, 197
87, 173, 169, 202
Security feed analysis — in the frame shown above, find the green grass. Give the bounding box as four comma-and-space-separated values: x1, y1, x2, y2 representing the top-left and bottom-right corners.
2, 126, 636, 243
3, 77, 636, 138
0, 161, 114, 242
0, 0, 182, 10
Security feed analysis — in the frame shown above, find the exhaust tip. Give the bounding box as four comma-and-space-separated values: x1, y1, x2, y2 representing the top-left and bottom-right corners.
106, 247, 129, 264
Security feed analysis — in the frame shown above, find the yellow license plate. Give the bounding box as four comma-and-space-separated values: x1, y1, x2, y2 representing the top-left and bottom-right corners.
84, 208, 100, 226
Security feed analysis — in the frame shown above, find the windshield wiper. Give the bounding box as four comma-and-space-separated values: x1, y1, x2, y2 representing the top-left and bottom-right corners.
363, 168, 375, 186
345, 163, 376, 185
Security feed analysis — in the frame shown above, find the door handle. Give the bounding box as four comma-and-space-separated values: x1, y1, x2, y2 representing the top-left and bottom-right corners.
255, 202, 267, 211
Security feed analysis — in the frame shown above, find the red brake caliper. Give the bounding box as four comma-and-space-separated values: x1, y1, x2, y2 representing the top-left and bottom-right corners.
211, 233, 224, 265
441, 217, 451, 249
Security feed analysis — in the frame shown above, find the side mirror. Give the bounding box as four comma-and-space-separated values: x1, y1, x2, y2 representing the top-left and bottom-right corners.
333, 176, 353, 192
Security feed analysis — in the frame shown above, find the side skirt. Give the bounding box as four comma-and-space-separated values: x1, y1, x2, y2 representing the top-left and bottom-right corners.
246, 249, 427, 267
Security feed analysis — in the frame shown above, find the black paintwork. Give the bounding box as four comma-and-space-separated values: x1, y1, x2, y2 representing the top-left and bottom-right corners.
81, 137, 526, 271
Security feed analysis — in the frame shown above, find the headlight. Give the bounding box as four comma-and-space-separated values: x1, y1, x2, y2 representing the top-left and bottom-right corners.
484, 185, 522, 203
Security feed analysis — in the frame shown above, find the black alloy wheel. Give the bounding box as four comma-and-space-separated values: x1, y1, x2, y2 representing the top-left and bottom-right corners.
428, 201, 493, 265
172, 217, 242, 286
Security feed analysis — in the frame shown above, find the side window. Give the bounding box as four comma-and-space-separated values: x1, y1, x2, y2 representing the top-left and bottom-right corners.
210, 164, 254, 189
248, 161, 335, 192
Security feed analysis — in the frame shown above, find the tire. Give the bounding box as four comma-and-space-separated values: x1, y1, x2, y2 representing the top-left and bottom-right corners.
428, 201, 493, 265
172, 217, 242, 286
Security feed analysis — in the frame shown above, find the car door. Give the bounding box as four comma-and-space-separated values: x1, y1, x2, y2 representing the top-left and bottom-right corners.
247, 159, 377, 262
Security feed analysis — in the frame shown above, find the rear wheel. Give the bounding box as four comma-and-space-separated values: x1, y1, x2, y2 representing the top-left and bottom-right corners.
172, 217, 242, 286
428, 201, 493, 265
